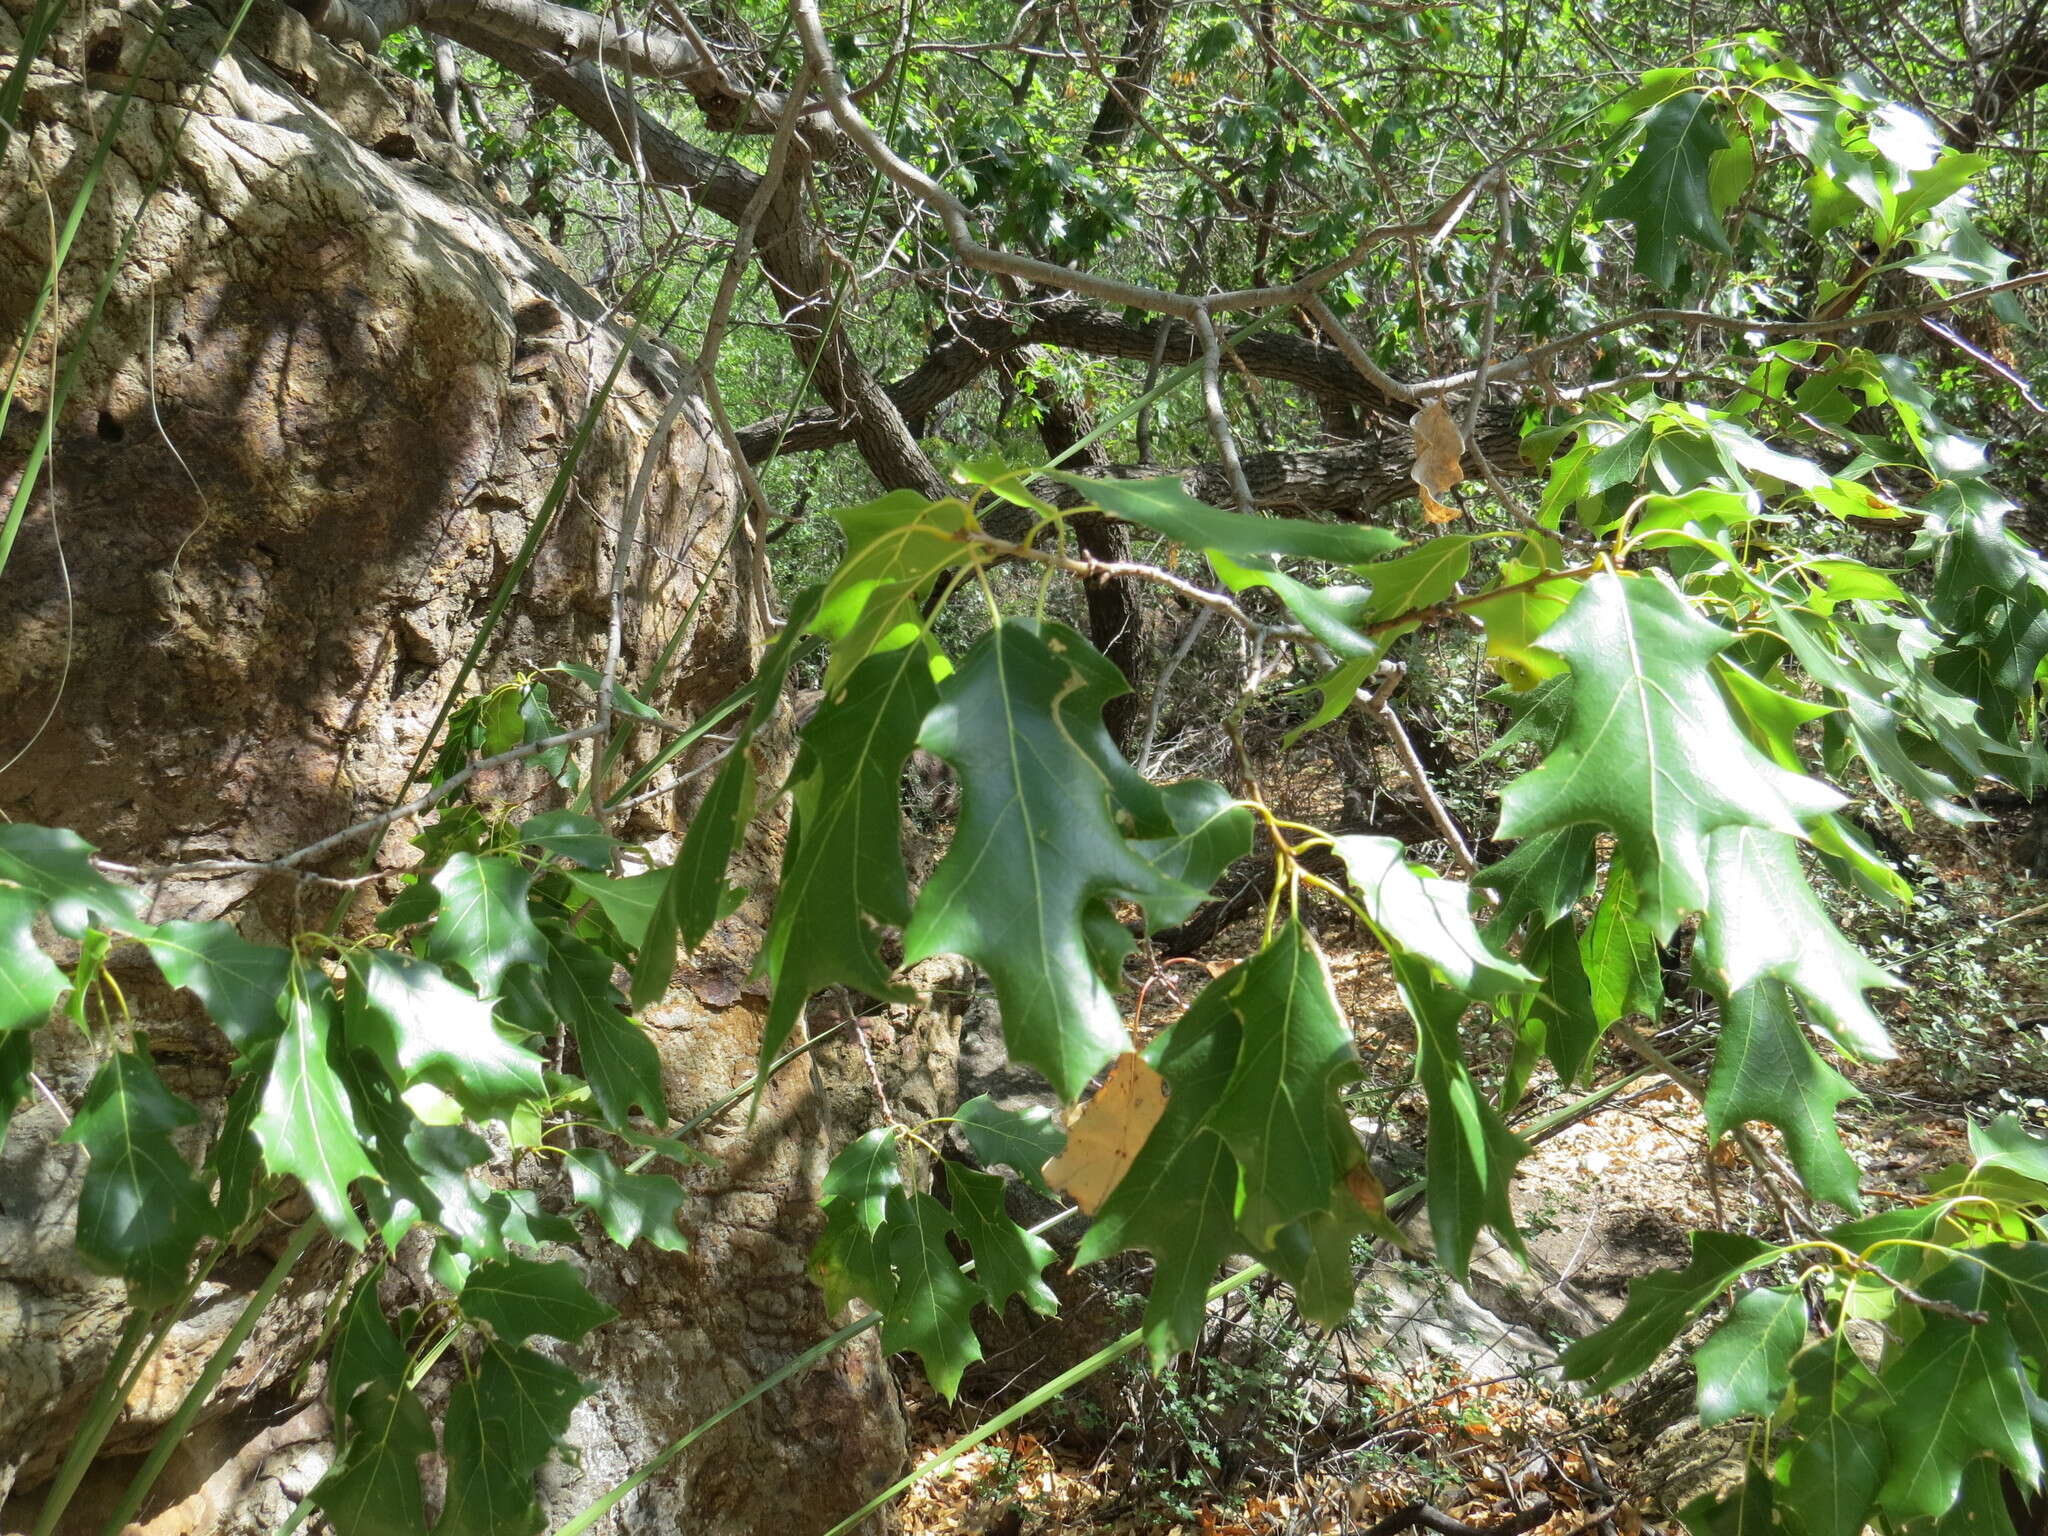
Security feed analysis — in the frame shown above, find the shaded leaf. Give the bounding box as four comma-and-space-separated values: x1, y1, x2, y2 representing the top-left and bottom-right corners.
1561, 1230, 1778, 1392
459, 1256, 616, 1344
755, 644, 936, 1074
1206, 922, 1360, 1246
434, 1342, 587, 1536
315, 1381, 434, 1536
541, 924, 666, 1128
1876, 1257, 2044, 1519
1052, 473, 1405, 564
61, 1045, 213, 1306
1595, 90, 1737, 287
955, 1096, 1064, 1198
563, 1146, 688, 1252
1076, 973, 1246, 1368
633, 588, 825, 1005
1696, 1283, 1807, 1424
1707, 979, 1864, 1211
142, 921, 291, 1056
944, 1161, 1058, 1317
518, 811, 614, 870
904, 620, 1223, 1101
881, 1190, 984, 1399
1397, 956, 1529, 1278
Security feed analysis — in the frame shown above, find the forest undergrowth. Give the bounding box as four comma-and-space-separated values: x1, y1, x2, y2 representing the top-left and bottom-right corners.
874, 687, 2048, 1536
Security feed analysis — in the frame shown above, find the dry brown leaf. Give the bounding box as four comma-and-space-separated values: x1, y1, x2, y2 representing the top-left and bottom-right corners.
1345, 1162, 1387, 1215
1040, 1050, 1168, 1214
1410, 398, 1465, 522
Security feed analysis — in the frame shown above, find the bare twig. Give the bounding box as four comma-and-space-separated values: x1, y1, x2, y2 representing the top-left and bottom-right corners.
102, 725, 603, 882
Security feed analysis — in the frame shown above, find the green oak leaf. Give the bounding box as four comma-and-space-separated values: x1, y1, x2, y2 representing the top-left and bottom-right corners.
1331, 836, 1535, 1000
1561, 1230, 1778, 1392
1581, 863, 1665, 1026
1781, 1330, 1890, 1536
334, 1048, 514, 1256
434, 1342, 588, 1536
1876, 1257, 2044, 1519
903, 620, 1221, 1102
813, 1129, 904, 1314
142, 921, 291, 1055
0, 824, 148, 937
205, 1070, 268, 1235
815, 495, 975, 686
0, 884, 64, 1037
1497, 571, 1843, 935
1917, 1457, 2021, 1536
541, 923, 667, 1128
1594, 90, 1737, 287
1467, 559, 1578, 690
813, 1198, 893, 1317
559, 868, 667, 951
943, 1162, 1057, 1316
1478, 825, 1599, 934
257, 960, 379, 1246
331, 1271, 407, 1421
1517, 918, 1603, 1085
1970, 1117, 2048, 1186
825, 1127, 904, 1235
1206, 922, 1360, 1246
314, 1380, 435, 1536
1679, 1468, 1777, 1536
1696, 825, 1897, 1059
755, 643, 936, 1075
636, 587, 824, 1007
880, 1190, 985, 1399
60, 1045, 214, 1307
1051, 472, 1405, 564
1207, 549, 1379, 658
1359, 535, 1483, 628
429, 854, 545, 998
1696, 1283, 1807, 1424
1076, 971, 1247, 1368
345, 950, 546, 1117
563, 1146, 688, 1252
1395, 955, 1530, 1278
459, 1256, 616, 1345
1707, 980, 1864, 1211
954, 1096, 1064, 1198
1, 1030, 31, 1133
517, 810, 614, 870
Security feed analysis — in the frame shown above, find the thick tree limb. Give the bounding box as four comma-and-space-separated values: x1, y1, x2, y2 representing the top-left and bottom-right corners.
732, 293, 1430, 463
296, 0, 820, 135
431, 26, 949, 501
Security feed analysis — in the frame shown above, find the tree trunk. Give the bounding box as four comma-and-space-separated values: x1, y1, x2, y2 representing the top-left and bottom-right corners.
0, 0, 918, 1528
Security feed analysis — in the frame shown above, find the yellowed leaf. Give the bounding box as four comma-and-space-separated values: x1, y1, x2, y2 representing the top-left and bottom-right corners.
1039, 1051, 1168, 1214
1410, 398, 1464, 520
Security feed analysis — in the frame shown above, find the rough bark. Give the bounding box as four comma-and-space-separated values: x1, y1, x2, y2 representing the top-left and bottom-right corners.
0, 1, 912, 1528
